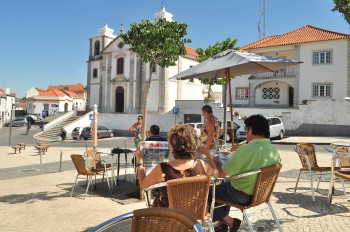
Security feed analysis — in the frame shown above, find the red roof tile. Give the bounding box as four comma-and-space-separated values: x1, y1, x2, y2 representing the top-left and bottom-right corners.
47, 83, 86, 93
185, 46, 198, 57
242, 25, 350, 50
38, 89, 67, 97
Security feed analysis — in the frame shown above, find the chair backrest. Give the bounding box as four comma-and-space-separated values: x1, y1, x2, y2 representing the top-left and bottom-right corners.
335, 146, 350, 167
248, 163, 282, 208
85, 149, 103, 168
131, 208, 201, 232
295, 143, 319, 168
71, 154, 90, 175
166, 175, 211, 221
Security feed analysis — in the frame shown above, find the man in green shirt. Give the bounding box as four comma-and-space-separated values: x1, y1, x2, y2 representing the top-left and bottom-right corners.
212, 114, 281, 232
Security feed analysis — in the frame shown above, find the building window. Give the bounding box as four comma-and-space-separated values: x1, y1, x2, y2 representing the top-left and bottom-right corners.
313, 51, 331, 64
93, 68, 98, 78
117, 58, 124, 74
236, 88, 249, 99
262, 87, 280, 99
94, 41, 100, 56
312, 83, 332, 97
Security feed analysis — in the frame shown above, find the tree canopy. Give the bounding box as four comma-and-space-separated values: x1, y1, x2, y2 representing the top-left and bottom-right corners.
332, 0, 350, 25
121, 18, 191, 68
195, 38, 240, 102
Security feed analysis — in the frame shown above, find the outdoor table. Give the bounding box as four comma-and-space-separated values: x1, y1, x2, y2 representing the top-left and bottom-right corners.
327, 142, 350, 203
96, 148, 135, 192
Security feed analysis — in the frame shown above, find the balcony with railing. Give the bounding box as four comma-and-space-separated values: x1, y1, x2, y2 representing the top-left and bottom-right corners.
255, 66, 298, 78
89, 54, 103, 61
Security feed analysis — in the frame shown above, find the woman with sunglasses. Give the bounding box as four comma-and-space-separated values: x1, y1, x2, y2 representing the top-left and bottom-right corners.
129, 115, 144, 148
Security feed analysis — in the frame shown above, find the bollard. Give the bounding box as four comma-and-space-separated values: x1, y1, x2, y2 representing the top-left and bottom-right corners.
59, 151, 63, 172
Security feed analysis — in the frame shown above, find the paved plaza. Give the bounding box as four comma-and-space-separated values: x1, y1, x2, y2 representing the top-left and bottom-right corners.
0, 136, 350, 231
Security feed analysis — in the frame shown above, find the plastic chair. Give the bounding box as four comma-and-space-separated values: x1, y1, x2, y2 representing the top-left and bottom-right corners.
70, 154, 110, 199
215, 163, 283, 232
328, 145, 350, 204
88, 207, 204, 232
294, 143, 336, 201
144, 175, 215, 231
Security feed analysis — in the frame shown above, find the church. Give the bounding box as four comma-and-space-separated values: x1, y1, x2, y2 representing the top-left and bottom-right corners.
86, 7, 222, 114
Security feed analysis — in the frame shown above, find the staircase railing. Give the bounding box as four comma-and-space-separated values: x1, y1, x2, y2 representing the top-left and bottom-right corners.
43, 110, 76, 132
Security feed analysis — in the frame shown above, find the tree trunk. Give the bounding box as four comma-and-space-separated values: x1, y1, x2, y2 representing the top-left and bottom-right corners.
141, 63, 154, 141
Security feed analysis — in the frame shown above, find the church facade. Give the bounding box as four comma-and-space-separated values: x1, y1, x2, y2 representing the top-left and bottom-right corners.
86, 7, 220, 114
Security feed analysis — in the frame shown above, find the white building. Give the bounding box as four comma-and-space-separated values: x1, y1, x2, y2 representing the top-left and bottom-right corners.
230, 25, 350, 135
231, 25, 350, 108
86, 7, 221, 114
0, 88, 16, 127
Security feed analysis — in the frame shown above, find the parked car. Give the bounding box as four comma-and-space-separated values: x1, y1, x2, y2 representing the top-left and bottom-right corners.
236, 116, 285, 141
11, 117, 28, 127
185, 122, 204, 137
80, 126, 114, 140
219, 121, 241, 142
71, 126, 84, 140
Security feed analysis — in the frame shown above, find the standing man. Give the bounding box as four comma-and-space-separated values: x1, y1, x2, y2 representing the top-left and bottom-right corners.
26, 116, 32, 135
198, 114, 281, 232
200, 105, 220, 150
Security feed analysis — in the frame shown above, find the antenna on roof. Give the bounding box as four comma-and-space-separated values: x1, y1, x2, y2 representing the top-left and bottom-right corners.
258, 0, 266, 39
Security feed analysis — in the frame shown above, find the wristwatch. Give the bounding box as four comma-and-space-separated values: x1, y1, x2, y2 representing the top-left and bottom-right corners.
137, 163, 143, 167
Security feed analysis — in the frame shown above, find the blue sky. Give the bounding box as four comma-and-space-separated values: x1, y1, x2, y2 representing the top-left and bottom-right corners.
1, 0, 349, 98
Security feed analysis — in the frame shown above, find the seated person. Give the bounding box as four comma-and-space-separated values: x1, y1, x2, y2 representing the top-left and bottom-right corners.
135, 124, 218, 207
198, 114, 281, 232
146, 125, 167, 141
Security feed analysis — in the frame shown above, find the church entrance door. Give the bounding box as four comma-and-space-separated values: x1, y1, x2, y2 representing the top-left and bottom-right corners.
115, 86, 124, 113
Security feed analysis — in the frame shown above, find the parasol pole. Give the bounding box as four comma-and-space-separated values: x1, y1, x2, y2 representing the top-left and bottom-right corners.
225, 68, 235, 142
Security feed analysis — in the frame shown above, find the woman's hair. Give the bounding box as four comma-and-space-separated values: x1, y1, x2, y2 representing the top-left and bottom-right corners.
201, 105, 213, 114
168, 124, 198, 159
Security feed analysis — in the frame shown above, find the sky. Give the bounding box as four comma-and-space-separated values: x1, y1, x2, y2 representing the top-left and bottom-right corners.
1, 0, 349, 98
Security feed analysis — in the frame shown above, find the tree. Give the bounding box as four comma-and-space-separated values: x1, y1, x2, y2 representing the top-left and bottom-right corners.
195, 38, 240, 103
121, 18, 191, 140
332, 0, 350, 25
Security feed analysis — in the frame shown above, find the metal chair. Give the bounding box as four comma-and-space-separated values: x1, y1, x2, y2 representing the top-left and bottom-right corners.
294, 143, 336, 201
88, 207, 204, 232
70, 154, 110, 199
328, 145, 350, 204
215, 163, 283, 232
144, 175, 215, 231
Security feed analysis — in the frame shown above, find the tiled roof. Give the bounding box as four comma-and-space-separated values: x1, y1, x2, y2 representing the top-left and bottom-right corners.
242, 25, 350, 50
47, 83, 86, 93
35, 88, 45, 92
185, 46, 198, 57
38, 89, 67, 97
62, 90, 78, 97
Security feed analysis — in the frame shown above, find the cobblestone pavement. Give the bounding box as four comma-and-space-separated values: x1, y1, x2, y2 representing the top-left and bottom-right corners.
0, 137, 350, 231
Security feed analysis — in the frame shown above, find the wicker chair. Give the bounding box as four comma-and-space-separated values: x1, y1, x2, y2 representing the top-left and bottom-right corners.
294, 143, 338, 201
328, 145, 350, 204
144, 175, 215, 231
215, 163, 283, 232
88, 207, 204, 232
70, 154, 110, 199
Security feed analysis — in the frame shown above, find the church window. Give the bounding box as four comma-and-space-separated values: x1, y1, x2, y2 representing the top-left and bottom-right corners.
94, 41, 100, 56
93, 69, 98, 78
117, 58, 124, 74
